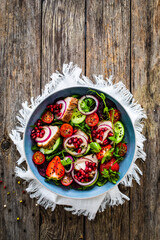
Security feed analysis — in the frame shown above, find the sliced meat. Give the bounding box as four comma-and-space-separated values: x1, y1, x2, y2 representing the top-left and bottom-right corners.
98, 120, 113, 129
74, 154, 98, 171
76, 129, 89, 141
37, 126, 60, 149
61, 97, 78, 123
96, 129, 110, 144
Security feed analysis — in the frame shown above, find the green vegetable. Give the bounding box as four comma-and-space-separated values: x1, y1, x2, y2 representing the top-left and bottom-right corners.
71, 94, 81, 99
101, 148, 114, 164
40, 137, 61, 155
89, 89, 109, 115
101, 169, 120, 184
114, 121, 125, 144
70, 108, 86, 124
76, 144, 90, 157
61, 157, 73, 166
31, 144, 40, 151
46, 149, 67, 161
45, 177, 61, 185
80, 97, 96, 113
70, 121, 92, 138
90, 142, 101, 153
96, 175, 108, 186
51, 120, 64, 126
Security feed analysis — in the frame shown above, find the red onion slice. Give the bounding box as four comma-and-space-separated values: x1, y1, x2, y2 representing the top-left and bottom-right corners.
64, 156, 74, 173
71, 168, 98, 186
78, 95, 99, 115
55, 100, 67, 119
35, 126, 51, 143
97, 124, 113, 132
64, 134, 88, 156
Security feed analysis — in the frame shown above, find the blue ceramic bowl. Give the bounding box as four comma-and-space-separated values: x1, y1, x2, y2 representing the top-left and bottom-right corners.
24, 86, 136, 199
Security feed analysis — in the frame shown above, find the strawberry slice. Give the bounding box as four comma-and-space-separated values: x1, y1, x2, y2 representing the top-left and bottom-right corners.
46, 156, 65, 180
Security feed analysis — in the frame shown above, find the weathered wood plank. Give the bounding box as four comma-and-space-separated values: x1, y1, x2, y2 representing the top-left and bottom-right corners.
40, 1, 85, 239
130, 0, 160, 239
0, 0, 41, 239
85, 1, 131, 240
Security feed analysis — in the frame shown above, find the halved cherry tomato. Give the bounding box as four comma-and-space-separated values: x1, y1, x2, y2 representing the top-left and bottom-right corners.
61, 174, 73, 186
41, 111, 54, 124
32, 151, 45, 165
85, 113, 99, 127
96, 144, 113, 161
116, 142, 127, 156
109, 109, 121, 123
60, 124, 73, 138
100, 158, 119, 173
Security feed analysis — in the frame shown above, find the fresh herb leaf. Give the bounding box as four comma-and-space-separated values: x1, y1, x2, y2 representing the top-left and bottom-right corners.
101, 168, 120, 184
30, 125, 36, 128
61, 157, 73, 166
71, 94, 81, 99
90, 142, 101, 153
96, 175, 108, 186
31, 144, 40, 151
46, 149, 66, 161
80, 97, 96, 113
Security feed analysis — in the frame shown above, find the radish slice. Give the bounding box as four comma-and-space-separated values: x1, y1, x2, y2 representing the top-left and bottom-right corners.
64, 156, 74, 173
78, 95, 99, 115
55, 100, 67, 120
64, 134, 88, 156
71, 168, 98, 186
35, 126, 51, 143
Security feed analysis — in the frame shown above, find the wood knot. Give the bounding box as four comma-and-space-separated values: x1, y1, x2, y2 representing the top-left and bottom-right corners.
1, 139, 11, 151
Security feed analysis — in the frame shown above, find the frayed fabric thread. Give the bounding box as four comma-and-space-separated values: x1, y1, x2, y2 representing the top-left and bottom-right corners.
10, 62, 146, 220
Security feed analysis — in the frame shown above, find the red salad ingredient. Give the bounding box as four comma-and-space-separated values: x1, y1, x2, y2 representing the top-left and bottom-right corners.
116, 142, 127, 156
96, 144, 113, 161
60, 124, 73, 138
46, 156, 65, 180
85, 113, 99, 127
109, 109, 121, 123
41, 111, 54, 124
61, 174, 73, 186
32, 151, 45, 165
100, 158, 119, 173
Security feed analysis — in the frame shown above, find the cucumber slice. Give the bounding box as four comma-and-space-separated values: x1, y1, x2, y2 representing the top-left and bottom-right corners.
40, 137, 61, 155
70, 108, 86, 124
114, 121, 125, 144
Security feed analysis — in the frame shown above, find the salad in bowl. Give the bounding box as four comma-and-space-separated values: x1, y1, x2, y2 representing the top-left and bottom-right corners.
30, 90, 128, 190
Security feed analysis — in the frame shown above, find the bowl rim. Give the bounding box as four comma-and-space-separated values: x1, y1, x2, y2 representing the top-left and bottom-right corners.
23, 85, 137, 200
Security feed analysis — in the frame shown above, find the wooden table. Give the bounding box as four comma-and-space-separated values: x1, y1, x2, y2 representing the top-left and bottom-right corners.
0, 0, 159, 239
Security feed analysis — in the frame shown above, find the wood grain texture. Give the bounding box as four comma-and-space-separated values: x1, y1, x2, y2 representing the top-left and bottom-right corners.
40, 1, 85, 239
130, 0, 160, 239
85, 1, 131, 240
0, 0, 41, 239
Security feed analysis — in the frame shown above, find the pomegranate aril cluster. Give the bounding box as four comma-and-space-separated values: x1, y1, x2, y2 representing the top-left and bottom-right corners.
74, 161, 97, 182
31, 121, 45, 140
67, 136, 83, 153
47, 103, 62, 117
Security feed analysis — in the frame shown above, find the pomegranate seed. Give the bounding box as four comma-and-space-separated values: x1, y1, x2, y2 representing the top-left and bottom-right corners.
85, 167, 89, 172
93, 167, 96, 171
41, 130, 45, 134
40, 134, 43, 138
68, 139, 72, 144
37, 130, 40, 133
79, 139, 83, 144
96, 134, 100, 139
108, 132, 114, 137
103, 139, 109, 145
73, 129, 77, 133
57, 112, 62, 117
77, 172, 80, 177
85, 161, 89, 166
77, 148, 82, 153
81, 179, 84, 183
32, 130, 35, 133
99, 136, 103, 141
35, 127, 38, 130
85, 178, 89, 182
32, 135, 36, 139
88, 168, 92, 172
73, 138, 78, 143
50, 107, 53, 112
92, 133, 96, 137
37, 123, 41, 127
75, 175, 78, 179
37, 133, 40, 137
93, 163, 96, 167
59, 104, 62, 109
92, 130, 96, 134
77, 141, 81, 146
85, 174, 89, 178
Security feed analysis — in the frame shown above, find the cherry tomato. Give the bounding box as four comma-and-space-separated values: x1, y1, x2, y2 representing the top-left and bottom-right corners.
32, 151, 45, 165
41, 111, 54, 124
100, 158, 119, 173
85, 113, 99, 127
116, 143, 127, 156
96, 144, 112, 161
60, 124, 73, 138
61, 174, 73, 186
109, 109, 121, 123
